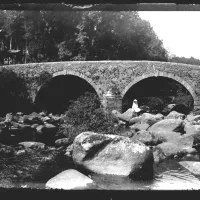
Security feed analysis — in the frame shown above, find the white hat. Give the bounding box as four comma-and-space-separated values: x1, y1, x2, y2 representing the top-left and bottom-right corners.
133, 99, 137, 102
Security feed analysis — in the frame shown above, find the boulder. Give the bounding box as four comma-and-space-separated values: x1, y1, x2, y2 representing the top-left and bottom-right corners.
184, 123, 200, 136
119, 108, 137, 122
141, 113, 164, 126
154, 142, 186, 159
129, 116, 142, 126
185, 115, 200, 123
45, 169, 94, 190
112, 109, 136, 123
148, 119, 185, 134
19, 141, 46, 150
131, 130, 160, 146
150, 131, 182, 144
23, 114, 43, 125
129, 123, 150, 132
161, 104, 176, 115
165, 111, 185, 120
179, 161, 200, 175
41, 116, 51, 123
72, 132, 154, 179
153, 148, 166, 164
172, 135, 194, 150
55, 138, 71, 148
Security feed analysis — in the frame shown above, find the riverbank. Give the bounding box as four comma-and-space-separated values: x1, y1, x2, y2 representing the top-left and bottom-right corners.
1, 106, 200, 189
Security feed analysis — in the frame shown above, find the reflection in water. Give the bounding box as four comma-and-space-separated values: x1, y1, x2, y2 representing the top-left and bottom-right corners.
152, 169, 200, 190
90, 158, 200, 190
13, 155, 200, 190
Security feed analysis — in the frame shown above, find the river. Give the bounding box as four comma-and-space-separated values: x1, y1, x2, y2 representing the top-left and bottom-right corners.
13, 153, 200, 190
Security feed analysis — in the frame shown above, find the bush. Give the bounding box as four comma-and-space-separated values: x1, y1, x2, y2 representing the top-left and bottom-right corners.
142, 97, 166, 114
174, 94, 193, 112
59, 92, 120, 141
0, 68, 33, 116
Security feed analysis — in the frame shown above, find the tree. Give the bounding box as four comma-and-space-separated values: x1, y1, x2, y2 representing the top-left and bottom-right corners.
74, 11, 169, 61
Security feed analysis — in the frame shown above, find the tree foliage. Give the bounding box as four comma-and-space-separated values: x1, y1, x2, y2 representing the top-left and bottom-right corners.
0, 10, 169, 63
169, 56, 200, 66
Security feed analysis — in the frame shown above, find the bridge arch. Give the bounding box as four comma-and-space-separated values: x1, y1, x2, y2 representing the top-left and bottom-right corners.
52, 69, 102, 99
121, 71, 197, 106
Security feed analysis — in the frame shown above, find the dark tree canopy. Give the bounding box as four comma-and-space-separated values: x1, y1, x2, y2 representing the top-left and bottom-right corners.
0, 10, 169, 63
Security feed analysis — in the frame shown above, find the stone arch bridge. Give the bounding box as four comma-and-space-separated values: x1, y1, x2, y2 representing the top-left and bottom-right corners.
2, 61, 200, 112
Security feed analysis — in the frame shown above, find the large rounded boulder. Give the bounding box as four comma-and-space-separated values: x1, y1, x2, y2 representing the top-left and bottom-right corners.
72, 132, 154, 179
141, 113, 164, 126
148, 118, 185, 134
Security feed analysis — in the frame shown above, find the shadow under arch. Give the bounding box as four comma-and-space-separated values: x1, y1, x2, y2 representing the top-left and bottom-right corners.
121, 72, 195, 112
35, 70, 100, 114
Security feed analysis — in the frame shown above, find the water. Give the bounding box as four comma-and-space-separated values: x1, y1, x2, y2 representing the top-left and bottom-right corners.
90, 159, 200, 190
15, 156, 200, 190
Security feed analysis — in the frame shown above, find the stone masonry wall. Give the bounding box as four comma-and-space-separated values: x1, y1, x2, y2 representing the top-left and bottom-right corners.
1, 61, 200, 111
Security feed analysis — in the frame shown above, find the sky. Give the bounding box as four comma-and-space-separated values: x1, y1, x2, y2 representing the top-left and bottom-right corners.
139, 11, 200, 59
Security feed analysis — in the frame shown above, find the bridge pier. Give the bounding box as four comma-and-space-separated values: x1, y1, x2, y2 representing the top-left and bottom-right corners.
101, 90, 122, 113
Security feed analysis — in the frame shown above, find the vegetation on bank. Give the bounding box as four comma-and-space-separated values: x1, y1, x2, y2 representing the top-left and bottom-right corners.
0, 10, 168, 64
59, 92, 121, 141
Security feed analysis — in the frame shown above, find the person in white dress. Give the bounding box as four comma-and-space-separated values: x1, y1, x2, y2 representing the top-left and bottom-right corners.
132, 99, 141, 116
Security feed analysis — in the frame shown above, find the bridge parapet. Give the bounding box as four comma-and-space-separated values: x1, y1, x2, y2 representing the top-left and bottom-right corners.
1, 60, 200, 111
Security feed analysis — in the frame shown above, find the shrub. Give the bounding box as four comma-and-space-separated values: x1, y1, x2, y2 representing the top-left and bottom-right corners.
174, 94, 193, 111
0, 68, 33, 116
59, 92, 120, 141
142, 97, 166, 114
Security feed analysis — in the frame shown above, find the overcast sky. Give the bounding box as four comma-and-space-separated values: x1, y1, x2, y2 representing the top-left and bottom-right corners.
139, 11, 200, 59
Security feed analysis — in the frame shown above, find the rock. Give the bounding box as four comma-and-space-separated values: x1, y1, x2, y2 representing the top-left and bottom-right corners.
129, 123, 150, 132
184, 147, 198, 154
154, 142, 186, 159
16, 112, 23, 116
45, 169, 94, 190
150, 131, 182, 144
119, 108, 136, 122
179, 161, 200, 175
153, 148, 166, 164
39, 112, 46, 117
23, 114, 43, 125
186, 114, 200, 123
148, 119, 184, 134
129, 116, 142, 126
44, 123, 57, 131
112, 109, 137, 123
31, 124, 39, 129
55, 138, 71, 148
161, 104, 176, 115
172, 135, 194, 150
15, 149, 27, 156
141, 113, 164, 126
119, 129, 136, 138
131, 130, 160, 146
19, 141, 46, 150
184, 123, 200, 136
72, 132, 154, 179
64, 144, 74, 164
165, 111, 185, 120
41, 116, 51, 122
